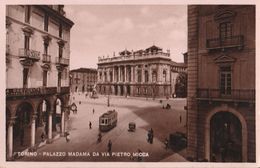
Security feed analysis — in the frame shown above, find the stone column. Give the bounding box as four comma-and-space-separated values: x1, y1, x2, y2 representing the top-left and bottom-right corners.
118, 66, 121, 82
7, 117, 15, 160
30, 114, 37, 150
112, 67, 115, 82
61, 110, 65, 136
47, 111, 53, 143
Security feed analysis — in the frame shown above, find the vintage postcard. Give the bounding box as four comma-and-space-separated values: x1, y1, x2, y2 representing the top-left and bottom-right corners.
1, 0, 259, 168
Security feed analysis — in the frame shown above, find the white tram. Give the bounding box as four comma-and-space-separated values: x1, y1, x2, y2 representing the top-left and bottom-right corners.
99, 110, 118, 132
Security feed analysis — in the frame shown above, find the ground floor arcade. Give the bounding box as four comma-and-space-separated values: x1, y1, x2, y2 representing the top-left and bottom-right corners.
6, 94, 69, 160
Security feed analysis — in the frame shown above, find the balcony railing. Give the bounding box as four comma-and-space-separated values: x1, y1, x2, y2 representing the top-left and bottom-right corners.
197, 88, 255, 102
42, 54, 51, 63
19, 48, 40, 60
56, 57, 69, 66
206, 35, 244, 50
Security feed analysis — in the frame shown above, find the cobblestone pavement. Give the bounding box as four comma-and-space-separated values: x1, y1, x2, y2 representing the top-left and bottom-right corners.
18, 94, 187, 162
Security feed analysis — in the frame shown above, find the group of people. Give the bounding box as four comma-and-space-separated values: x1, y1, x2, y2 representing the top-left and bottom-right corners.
147, 128, 154, 144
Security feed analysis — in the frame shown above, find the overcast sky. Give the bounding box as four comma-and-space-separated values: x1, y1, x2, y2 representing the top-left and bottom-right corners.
65, 5, 187, 70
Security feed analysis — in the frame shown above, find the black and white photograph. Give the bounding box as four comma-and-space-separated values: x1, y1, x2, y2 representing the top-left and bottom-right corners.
2, 1, 259, 168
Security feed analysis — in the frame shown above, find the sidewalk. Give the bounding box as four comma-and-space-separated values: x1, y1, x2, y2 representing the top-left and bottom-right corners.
160, 153, 187, 162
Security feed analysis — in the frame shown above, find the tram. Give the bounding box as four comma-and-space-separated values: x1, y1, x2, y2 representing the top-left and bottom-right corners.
99, 110, 118, 132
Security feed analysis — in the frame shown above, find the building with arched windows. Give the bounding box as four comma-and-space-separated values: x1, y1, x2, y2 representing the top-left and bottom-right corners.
6, 5, 74, 160
97, 45, 186, 98
70, 68, 98, 94
187, 5, 255, 162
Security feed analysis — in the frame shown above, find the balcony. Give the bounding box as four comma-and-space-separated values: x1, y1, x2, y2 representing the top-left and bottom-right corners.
42, 54, 51, 63
206, 35, 244, 51
6, 87, 57, 98
19, 48, 40, 61
55, 57, 69, 67
197, 88, 255, 102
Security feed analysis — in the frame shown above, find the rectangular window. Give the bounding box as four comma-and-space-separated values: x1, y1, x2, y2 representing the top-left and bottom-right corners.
23, 68, 29, 88
219, 22, 232, 39
59, 24, 63, 38
137, 70, 142, 83
25, 6, 31, 23
44, 14, 49, 31
44, 43, 48, 55
24, 36, 30, 50
58, 72, 61, 87
59, 46, 63, 58
220, 66, 232, 95
43, 70, 48, 87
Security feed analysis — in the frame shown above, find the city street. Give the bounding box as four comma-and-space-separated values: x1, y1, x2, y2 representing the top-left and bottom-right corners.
19, 95, 187, 162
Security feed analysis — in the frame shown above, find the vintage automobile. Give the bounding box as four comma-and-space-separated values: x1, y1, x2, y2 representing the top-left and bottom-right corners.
128, 122, 136, 132
99, 110, 118, 132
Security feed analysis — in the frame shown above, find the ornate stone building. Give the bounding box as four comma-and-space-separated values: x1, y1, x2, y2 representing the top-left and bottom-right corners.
187, 5, 255, 162
6, 5, 73, 160
97, 45, 186, 98
70, 68, 98, 94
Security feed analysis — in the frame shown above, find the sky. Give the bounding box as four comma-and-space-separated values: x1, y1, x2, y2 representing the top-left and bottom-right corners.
64, 5, 187, 70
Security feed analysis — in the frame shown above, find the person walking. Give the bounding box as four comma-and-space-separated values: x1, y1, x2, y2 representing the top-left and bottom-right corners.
180, 115, 182, 123
93, 108, 95, 114
147, 130, 151, 143
108, 140, 112, 153
150, 128, 154, 144
66, 131, 70, 142
89, 121, 92, 129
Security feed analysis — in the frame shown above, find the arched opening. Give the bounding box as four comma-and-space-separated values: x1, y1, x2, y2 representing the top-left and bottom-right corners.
163, 70, 167, 82
54, 98, 62, 133
36, 100, 50, 144
210, 112, 242, 162
82, 85, 85, 93
14, 102, 33, 152
127, 85, 130, 95
114, 85, 118, 95
120, 85, 124, 96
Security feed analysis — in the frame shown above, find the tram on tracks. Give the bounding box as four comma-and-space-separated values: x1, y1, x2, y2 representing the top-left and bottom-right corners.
99, 110, 118, 132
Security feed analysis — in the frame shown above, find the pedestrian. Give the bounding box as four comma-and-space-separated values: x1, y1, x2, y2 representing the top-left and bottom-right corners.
164, 138, 169, 149
66, 131, 70, 142
41, 131, 45, 142
108, 140, 112, 153
93, 108, 95, 114
147, 130, 151, 143
89, 121, 92, 129
150, 128, 154, 144
180, 115, 182, 123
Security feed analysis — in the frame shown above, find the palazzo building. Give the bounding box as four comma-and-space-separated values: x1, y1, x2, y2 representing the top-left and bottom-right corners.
187, 5, 255, 162
6, 5, 74, 160
70, 68, 98, 94
97, 45, 186, 98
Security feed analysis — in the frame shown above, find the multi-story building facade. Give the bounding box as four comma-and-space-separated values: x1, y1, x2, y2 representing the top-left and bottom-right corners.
187, 5, 255, 162
97, 45, 186, 98
6, 5, 73, 160
70, 68, 98, 94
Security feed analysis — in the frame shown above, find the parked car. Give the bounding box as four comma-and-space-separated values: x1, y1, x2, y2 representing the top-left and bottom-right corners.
128, 122, 136, 132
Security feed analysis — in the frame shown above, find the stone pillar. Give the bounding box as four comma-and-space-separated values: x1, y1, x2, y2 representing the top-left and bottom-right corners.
47, 112, 53, 143
61, 111, 65, 136
118, 66, 121, 82
7, 117, 15, 160
187, 5, 199, 159
30, 114, 37, 150
149, 65, 152, 83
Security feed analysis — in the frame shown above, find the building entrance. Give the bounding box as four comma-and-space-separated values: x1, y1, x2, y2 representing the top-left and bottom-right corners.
210, 112, 242, 162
